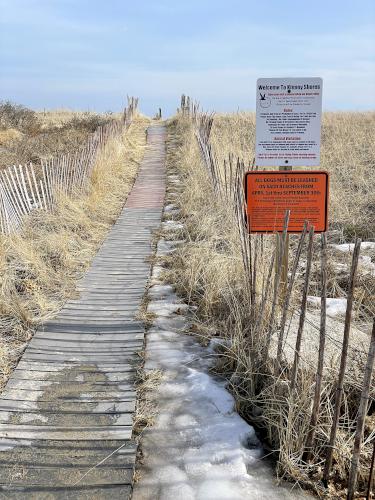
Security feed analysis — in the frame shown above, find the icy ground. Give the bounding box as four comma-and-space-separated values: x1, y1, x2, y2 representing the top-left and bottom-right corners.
331, 241, 375, 276
331, 242, 375, 252
133, 236, 310, 499
307, 296, 347, 317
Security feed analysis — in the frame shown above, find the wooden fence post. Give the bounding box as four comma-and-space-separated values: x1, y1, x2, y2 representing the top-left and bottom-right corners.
290, 225, 314, 388
323, 238, 362, 486
264, 210, 290, 359
304, 232, 328, 461
277, 222, 308, 362
347, 318, 375, 500
367, 441, 375, 499
277, 165, 292, 302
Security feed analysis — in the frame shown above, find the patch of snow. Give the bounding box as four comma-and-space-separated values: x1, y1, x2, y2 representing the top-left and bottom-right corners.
153, 315, 189, 332
332, 262, 348, 272
134, 259, 310, 499
186, 369, 235, 414
207, 337, 231, 354
148, 284, 175, 300
307, 296, 347, 317
162, 482, 195, 500
148, 299, 189, 317
162, 220, 184, 231
164, 203, 178, 212
150, 264, 164, 285
157, 240, 177, 256
197, 479, 248, 500
359, 255, 375, 275
331, 241, 375, 252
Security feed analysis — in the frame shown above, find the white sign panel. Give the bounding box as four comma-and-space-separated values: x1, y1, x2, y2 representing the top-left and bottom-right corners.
255, 77, 323, 167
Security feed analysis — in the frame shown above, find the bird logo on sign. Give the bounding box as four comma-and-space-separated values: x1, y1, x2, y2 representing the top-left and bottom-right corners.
259, 92, 271, 108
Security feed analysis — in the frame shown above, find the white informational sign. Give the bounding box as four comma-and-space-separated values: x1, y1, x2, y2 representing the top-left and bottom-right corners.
255, 77, 323, 167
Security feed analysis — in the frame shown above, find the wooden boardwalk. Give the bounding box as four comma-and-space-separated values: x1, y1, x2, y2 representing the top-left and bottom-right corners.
0, 125, 166, 498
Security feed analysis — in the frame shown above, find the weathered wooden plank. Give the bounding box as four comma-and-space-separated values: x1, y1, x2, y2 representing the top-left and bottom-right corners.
39, 323, 144, 332
0, 424, 132, 440
0, 409, 133, 424
2, 388, 136, 405
0, 400, 135, 413
33, 332, 144, 341
56, 309, 140, 317
0, 410, 133, 425
64, 300, 143, 307
6, 377, 135, 391
10, 370, 136, 383
0, 467, 133, 486
29, 339, 142, 348
0, 484, 132, 498
15, 361, 138, 372
41, 319, 143, 327
21, 352, 141, 361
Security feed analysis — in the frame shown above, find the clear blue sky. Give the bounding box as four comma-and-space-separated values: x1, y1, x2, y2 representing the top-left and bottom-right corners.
0, 0, 374, 115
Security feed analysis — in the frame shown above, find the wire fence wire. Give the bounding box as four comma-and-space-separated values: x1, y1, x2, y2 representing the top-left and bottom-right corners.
0, 97, 139, 235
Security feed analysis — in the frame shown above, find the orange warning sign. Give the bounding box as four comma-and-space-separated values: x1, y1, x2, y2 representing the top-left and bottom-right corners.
244, 170, 329, 233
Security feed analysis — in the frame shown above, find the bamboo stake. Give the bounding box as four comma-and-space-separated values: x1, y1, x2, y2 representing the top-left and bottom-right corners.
290, 225, 314, 388
347, 318, 375, 500
304, 232, 328, 461
323, 238, 362, 486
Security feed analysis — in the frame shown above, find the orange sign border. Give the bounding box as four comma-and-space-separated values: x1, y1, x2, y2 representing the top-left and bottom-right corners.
244, 170, 329, 234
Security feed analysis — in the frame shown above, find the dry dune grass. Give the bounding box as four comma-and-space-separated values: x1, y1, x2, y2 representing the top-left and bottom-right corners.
0, 101, 115, 168
165, 113, 374, 498
210, 111, 375, 325
0, 115, 150, 390
0, 128, 23, 146
36, 108, 120, 129
210, 111, 375, 240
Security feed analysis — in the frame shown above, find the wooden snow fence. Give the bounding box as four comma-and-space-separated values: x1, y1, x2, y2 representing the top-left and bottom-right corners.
0, 97, 139, 234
